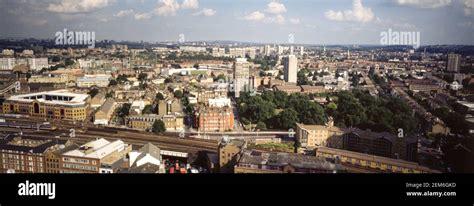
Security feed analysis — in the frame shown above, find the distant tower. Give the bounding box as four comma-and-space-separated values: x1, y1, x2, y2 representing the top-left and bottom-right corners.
283, 55, 298, 83
347, 49, 350, 59
446, 53, 461, 72
299, 46, 304, 56
233, 58, 250, 97
277, 45, 283, 55
290, 46, 294, 55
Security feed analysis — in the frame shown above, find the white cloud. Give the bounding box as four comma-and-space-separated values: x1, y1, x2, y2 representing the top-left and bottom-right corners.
134, 12, 152, 20
464, 0, 474, 15
289, 18, 300, 24
244, 11, 266, 21
193, 8, 216, 16
114, 9, 134, 17
265, 1, 286, 14
181, 0, 199, 9
325, 0, 374, 23
396, 0, 452, 9
154, 0, 180, 16
47, 0, 112, 13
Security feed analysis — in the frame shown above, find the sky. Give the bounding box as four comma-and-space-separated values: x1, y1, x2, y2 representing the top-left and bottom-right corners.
0, 0, 473, 45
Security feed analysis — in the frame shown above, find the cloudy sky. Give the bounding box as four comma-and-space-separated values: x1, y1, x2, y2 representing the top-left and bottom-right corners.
0, 0, 473, 45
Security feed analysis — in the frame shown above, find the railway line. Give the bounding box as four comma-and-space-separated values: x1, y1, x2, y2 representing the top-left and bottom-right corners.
0, 120, 218, 153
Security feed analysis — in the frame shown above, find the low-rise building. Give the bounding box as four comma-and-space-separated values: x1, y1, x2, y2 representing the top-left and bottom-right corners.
234, 149, 341, 173
121, 143, 166, 173
300, 85, 327, 94
195, 106, 234, 132
273, 84, 301, 94
76, 74, 111, 88
90, 93, 106, 109
126, 114, 184, 131
94, 98, 117, 125
60, 138, 131, 173
296, 121, 345, 148
218, 138, 246, 173
0, 135, 70, 173
315, 146, 439, 173
127, 114, 161, 131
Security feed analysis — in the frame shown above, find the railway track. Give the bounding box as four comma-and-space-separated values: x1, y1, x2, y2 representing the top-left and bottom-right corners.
1, 127, 218, 154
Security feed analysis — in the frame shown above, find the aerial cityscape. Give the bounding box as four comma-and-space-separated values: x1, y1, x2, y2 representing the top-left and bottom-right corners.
0, 0, 473, 178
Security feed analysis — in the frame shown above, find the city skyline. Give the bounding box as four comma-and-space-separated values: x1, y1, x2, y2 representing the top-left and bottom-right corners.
0, 0, 473, 45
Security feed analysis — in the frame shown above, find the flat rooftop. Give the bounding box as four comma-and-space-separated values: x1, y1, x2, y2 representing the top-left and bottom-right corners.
6, 90, 89, 106
238, 149, 338, 170
63, 138, 127, 159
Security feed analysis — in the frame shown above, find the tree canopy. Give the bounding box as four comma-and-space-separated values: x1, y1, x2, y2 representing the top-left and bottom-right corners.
152, 120, 166, 134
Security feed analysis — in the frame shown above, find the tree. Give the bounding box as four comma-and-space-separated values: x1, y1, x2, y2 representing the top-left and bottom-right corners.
118, 103, 131, 118
156, 93, 165, 101
297, 70, 310, 85
142, 105, 154, 115
238, 95, 276, 124
88, 88, 99, 98
275, 108, 299, 130
335, 91, 367, 127
164, 77, 173, 84
138, 73, 148, 82
109, 79, 118, 86
351, 74, 361, 87
50, 56, 60, 62
116, 74, 129, 84
171, 63, 181, 69
213, 74, 226, 82
184, 104, 196, 116
256, 121, 267, 130
273, 91, 288, 109
106, 92, 114, 98
65, 58, 75, 66
173, 90, 183, 99
139, 82, 148, 90
152, 120, 166, 134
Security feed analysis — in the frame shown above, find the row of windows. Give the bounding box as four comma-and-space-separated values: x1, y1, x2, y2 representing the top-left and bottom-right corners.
62, 157, 92, 164
2, 153, 41, 161
2, 165, 43, 172
62, 163, 97, 171
319, 152, 423, 173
